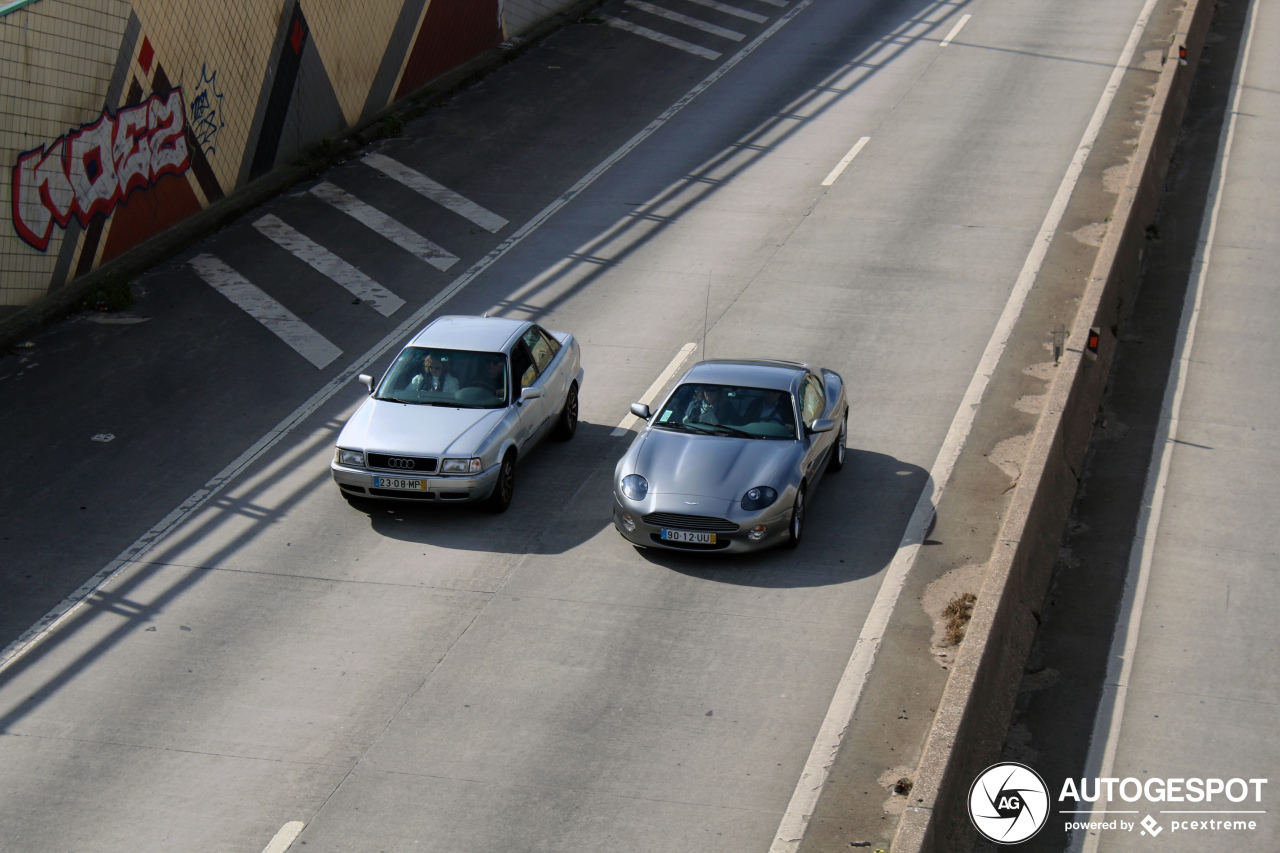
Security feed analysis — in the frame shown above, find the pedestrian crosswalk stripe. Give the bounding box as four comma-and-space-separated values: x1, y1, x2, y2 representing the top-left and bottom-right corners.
624, 0, 746, 40
361, 153, 509, 233
189, 254, 343, 369
310, 182, 460, 271
750, 0, 788, 7
603, 15, 723, 59
681, 0, 767, 24
252, 214, 406, 318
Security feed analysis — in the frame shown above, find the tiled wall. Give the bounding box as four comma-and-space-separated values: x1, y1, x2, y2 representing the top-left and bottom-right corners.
1, 0, 579, 308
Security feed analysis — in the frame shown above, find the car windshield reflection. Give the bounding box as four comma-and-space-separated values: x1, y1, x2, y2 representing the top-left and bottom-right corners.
653, 383, 797, 439
375, 347, 509, 408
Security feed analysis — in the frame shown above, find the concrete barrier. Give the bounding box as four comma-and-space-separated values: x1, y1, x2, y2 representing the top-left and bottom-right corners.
890, 0, 1217, 849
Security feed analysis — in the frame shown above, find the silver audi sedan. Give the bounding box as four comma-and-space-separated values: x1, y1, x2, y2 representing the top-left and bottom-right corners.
612, 359, 847, 552
331, 315, 582, 512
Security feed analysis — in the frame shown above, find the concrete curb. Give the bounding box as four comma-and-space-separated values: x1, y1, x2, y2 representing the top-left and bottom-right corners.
889, 0, 1217, 850
0, 0, 605, 354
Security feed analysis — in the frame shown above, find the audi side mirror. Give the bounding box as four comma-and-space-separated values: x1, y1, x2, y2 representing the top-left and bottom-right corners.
519, 387, 543, 404
358, 374, 374, 394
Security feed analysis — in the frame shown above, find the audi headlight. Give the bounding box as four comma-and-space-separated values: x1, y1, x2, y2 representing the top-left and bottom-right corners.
621, 474, 649, 501
441, 457, 483, 474
740, 486, 778, 511
337, 449, 365, 467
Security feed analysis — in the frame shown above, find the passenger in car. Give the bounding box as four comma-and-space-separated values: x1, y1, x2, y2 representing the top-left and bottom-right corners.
744, 390, 793, 428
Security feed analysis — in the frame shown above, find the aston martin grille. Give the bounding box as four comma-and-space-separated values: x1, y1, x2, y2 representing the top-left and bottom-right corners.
641, 512, 739, 532
367, 453, 438, 472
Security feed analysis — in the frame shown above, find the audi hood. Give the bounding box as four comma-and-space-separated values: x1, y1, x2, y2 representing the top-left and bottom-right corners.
337, 397, 505, 457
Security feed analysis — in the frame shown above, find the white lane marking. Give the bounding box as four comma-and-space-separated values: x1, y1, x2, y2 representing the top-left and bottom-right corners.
820, 136, 870, 186
361, 153, 508, 233
1073, 4, 1259, 852
682, 0, 768, 24
769, 0, 1163, 849
253, 215, 406, 318
625, 0, 746, 41
261, 821, 306, 853
603, 15, 723, 59
1, 0, 823, 679
939, 13, 971, 47
309, 181, 459, 272
189, 254, 343, 369
611, 342, 698, 436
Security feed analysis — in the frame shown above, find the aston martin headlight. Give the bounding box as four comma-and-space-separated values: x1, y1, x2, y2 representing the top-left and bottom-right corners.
337, 449, 365, 467
441, 457, 483, 474
740, 486, 778, 511
621, 474, 649, 501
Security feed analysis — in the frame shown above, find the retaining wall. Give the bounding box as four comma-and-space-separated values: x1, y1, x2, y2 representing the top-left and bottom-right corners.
890, 0, 1218, 849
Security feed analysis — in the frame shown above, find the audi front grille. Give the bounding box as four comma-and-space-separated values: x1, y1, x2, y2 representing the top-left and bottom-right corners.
367, 453, 439, 472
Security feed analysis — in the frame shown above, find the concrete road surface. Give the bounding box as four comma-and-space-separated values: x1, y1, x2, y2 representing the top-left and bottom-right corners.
0, 0, 1189, 850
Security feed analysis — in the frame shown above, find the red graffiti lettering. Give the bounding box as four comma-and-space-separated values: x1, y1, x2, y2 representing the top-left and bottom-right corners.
11, 89, 189, 252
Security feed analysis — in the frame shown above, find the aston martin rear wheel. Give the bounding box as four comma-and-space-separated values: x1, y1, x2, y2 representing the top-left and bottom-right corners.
485, 451, 516, 514
786, 484, 806, 549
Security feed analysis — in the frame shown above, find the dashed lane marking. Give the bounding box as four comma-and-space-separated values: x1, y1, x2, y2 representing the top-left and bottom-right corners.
260, 821, 305, 853
603, 15, 723, 59
611, 342, 699, 436
252, 214, 406, 317
309, 181, 459, 272
939, 13, 971, 47
625, 0, 746, 41
189, 254, 343, 369
361, 153, 508, 233
821, 136, 870, 186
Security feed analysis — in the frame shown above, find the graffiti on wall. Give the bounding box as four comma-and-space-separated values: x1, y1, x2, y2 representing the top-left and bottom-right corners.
11, 89, 190, 252
189, 64, 225, 156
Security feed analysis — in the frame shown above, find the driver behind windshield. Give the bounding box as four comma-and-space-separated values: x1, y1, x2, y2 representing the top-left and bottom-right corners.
410, 351, 459, 394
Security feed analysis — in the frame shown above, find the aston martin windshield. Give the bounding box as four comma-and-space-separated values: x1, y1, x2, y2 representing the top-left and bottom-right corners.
654, 383, 797, 439
375, 347, 508, 408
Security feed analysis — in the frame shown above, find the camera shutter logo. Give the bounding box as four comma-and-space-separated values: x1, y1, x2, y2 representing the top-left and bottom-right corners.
969, 762, 1050, 844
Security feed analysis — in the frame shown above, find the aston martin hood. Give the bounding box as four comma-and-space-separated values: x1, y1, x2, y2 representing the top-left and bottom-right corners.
634, 428, 793, 499
337, 399, 504, 457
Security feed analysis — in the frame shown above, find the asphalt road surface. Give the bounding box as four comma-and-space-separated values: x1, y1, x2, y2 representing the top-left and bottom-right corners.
0, 0, 1188, 850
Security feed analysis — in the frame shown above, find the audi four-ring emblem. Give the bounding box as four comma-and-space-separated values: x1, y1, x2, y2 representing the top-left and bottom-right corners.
387, 458, 416, 469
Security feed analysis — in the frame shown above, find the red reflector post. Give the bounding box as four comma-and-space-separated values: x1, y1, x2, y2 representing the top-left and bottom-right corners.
1086, 326, 1101, 361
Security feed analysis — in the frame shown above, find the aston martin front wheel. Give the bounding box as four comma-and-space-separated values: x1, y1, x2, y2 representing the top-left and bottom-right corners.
786, 484, 806, 549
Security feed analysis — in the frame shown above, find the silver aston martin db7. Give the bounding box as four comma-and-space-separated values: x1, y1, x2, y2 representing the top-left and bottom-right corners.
331, 315, 582, 512
612, 359, 848, 552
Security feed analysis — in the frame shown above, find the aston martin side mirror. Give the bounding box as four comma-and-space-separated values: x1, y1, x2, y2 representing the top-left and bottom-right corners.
809, 418, 835, 434
630, 403, 652, 420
